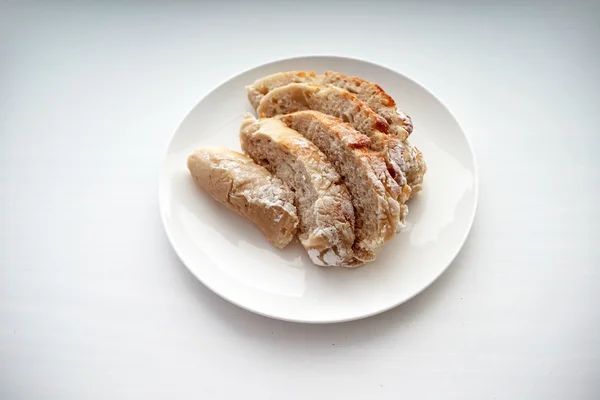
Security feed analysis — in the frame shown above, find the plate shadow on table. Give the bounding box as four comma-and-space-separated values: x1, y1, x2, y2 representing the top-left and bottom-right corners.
164, 211, 480, 350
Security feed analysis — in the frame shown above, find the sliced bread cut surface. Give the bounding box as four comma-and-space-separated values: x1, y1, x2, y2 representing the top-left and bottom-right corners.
239, 114, 361, 267
277, 111, 403, 253
257, 83, 411, 200
321, 71, 413, 140
321, 72, 426, 194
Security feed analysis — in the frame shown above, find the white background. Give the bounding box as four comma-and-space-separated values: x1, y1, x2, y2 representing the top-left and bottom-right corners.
1, 1, 599, 399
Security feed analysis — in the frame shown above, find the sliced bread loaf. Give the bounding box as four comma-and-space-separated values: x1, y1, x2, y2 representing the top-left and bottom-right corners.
248, 72, 426, 196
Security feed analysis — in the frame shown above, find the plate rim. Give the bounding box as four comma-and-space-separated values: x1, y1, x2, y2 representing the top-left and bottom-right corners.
158, 55, 480, 324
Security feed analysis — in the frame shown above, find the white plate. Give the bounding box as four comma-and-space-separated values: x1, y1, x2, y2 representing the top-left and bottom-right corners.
159, 56, 478, 323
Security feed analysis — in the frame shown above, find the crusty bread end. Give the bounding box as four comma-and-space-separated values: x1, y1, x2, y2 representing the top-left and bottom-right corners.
187, 147, 298, 249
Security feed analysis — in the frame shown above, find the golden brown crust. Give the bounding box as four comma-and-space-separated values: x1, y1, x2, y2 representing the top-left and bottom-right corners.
322, 71, 413, 138
333, 89, 390, 134
324, 71, 397, 108
321, 72, 425, 193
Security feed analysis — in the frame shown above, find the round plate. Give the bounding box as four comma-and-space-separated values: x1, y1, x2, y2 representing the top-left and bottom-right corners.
159, 56, 478, 323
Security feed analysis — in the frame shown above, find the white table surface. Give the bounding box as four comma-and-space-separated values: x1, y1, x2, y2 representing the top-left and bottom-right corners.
1, 1, 599, 399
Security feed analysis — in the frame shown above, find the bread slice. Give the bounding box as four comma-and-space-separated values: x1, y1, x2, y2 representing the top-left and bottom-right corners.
187, 147, 298, 249
239, 114, 361, 267
277, 111, 403, 255
257, 83, 411, 200
247, 71, 318, 110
